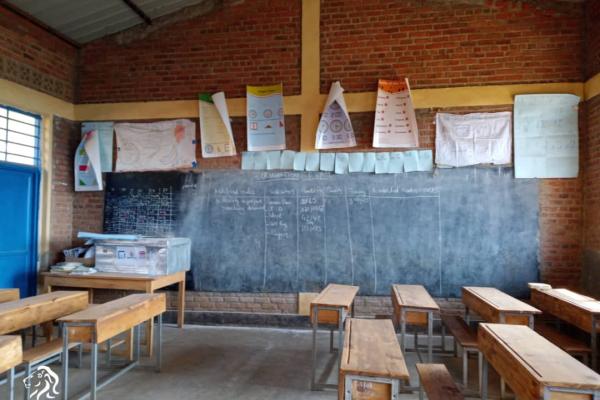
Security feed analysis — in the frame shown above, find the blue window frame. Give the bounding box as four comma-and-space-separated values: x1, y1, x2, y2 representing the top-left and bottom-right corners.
0, 105, 41, 167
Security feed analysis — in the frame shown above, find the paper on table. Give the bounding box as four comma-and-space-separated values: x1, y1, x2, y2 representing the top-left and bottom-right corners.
348, 152, 364, 173
315, 81, 356, 149
280, 150, 295, 170
362, 153, 376, 173
293, 152, 307, 171
404, 150, 419, 172
388, 152, 404, 173
306, 153, 320, 171
247, 84, 286, 151
267, 151, 281, 170
75, 129, 103, 191
435, 112, 511, 167
375, 152, 390, 174
320, 153, 335, 172
115, 119, 197, 171
199, 92, 236, 158
373, 79, 419, 148
514, 94, 579, 178
253, 152, 268, 170
335, 153, 349, 174
241, 152, 254, 170
418, 150, 433, 172
81, 122, 114, 172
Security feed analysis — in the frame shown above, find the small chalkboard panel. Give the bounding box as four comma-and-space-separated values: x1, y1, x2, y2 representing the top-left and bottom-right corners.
104, 168, 539, 297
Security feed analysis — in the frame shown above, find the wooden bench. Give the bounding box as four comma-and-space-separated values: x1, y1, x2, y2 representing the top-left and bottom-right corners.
535, 323, 591, 365
339, 318, 409, 400
416, 363, 464, 400
58, 293, 166, 400
440, 314, 480, 390
0, 336, 22, 400
0, 289, 19, 304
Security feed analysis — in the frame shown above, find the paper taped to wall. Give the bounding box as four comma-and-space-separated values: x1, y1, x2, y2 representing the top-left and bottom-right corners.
75, 129, 103, 191
115, 119, 197, 172
199, 92, 236, 158
514, 94, 579, 178
81, 122, 114, 172
373, 79, 419, 148
316, 81, 356, 149
435, 112, 512, 167
247, 84, 286, 151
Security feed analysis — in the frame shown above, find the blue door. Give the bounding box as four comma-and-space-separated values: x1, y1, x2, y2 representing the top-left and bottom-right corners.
0, 163, 39, 296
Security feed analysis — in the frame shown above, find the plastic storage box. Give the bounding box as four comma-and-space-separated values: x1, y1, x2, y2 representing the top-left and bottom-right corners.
95, 237, 191, 275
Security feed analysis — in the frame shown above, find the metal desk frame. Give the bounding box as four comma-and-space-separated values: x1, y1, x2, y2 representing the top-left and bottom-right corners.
311, 305, 352, 391
399, 307, 435, 363
60, 314, 162, 400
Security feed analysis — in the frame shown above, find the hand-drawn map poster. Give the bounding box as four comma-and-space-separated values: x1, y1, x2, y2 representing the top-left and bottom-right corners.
114, 119, 197, 172
514, 94, 580, 178
373, 79, 419, 148
246, 84, 286, 151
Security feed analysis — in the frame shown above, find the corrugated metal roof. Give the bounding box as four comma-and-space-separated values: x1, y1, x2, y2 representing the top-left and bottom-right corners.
5, 0, 209, 44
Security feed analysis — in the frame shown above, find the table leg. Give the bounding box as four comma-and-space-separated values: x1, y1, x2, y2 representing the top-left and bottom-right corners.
311, 306, 317, 390
400, 308, 406, 353
337, 307, 344, 370
156, 314, 162, 372
592, 315, 598, 371
481, 355, 488, 400
145, 288, 154, 357
62, 324, 69, 400
427, 311, 433, 363
8, 367, 14, 400
90, 343, 98, 400
178, 279, 185, 328
465, 306, 470, 325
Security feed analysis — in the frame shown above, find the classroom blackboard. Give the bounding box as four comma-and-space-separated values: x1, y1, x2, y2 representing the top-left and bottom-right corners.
104, 168, 539, 297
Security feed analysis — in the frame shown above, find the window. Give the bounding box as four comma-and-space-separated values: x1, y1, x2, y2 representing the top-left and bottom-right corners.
0, 105, 41, 167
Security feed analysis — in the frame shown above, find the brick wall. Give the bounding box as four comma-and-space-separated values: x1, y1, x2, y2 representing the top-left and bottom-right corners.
78, 0, 301, 103
0, 5, 78, 101
586, 0, 600, 78
320, 0, 584, 93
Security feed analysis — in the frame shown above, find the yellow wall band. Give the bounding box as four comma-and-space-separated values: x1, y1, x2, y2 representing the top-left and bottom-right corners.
586, 73, 600, 101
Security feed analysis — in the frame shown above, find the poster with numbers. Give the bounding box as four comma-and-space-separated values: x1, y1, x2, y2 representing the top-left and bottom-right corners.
373, 79, 419, 148
246, 84, 286, 151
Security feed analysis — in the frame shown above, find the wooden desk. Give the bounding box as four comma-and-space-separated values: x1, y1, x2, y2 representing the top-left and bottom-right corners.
479, 323, 600, 400
391, 284, 439, 362
340, 318, 409, 400
531, 288, 600, 370
42, 271, 185, 355
0, 291, 88, 335
0, 336, 22, 400
462, 287, 541, 328
310, 283, 359, 391
58, 293, 166, 400
0, 289, 19, 303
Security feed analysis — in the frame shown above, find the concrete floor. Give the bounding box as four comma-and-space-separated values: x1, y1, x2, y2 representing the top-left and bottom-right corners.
9, 324, 503, 399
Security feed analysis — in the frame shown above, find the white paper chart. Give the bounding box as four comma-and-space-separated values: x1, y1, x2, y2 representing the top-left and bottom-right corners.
373, 79, 419, 148
199, 92, 236, 158
514, 94, 580, 178
247, 84, 286, 151
315, 81, 356, 149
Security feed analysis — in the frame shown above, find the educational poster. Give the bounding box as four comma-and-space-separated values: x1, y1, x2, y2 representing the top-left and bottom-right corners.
247, 84, 286, 151
514, 94, 579, 178
114, 119, 197, 172
435, 112, 512, 167
74, 129, 103, 191
373, 79, 419, 148
316, 81, 356, 149
81, 121, 114, 172
199, 92, 236, 158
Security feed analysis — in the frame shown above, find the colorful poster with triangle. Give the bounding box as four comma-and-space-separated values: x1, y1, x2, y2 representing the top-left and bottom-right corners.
247, 84, 286, 151
75, 129, 103, 191
373, 78, 419, 148
315, 81, 356, 149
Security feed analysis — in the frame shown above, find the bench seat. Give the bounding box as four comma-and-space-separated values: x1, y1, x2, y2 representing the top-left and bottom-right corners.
22, 338, 79, 364
535, 323, 591, 362
441, 314, 477, 348
416, 363, 464, 400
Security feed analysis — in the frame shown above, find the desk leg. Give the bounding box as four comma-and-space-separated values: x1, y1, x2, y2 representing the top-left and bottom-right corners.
465, 306, 470, 325
481, 356, 488, 400
592, 315, 598, 371
178, 279, 185, 328
145, 288, 154, 357
311, 306, 317, 391
427, 311, 433, 363
338, 308, 344, 370
400, 308, 406, 354
61, 324, 69, 400
156, 314, 162, 372
90, 343, 98, 400
8, 367, 14, 400
528, 315, 534, 330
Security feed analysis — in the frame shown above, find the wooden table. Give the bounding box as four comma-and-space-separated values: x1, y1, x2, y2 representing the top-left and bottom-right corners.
479, 323, 600, 400
391, 284, 439, 362
531, 288, 600, 370
42, 271, 185, 355
0, 336, 22, 400
462, 287, 541, 328
0, 289, 19, 303
310, 283, 359, 391
0, 291, 88, 335
340, 318, 409, 400
58, 293, 166, 400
